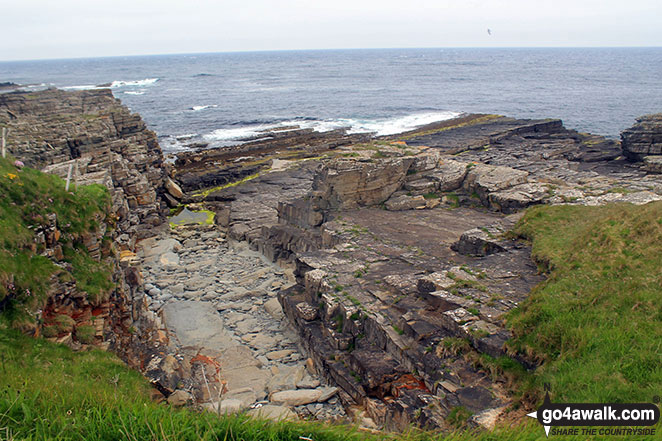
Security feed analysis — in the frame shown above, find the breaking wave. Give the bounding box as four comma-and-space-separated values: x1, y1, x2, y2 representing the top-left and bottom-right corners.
190, 105, 218, 111
202, 111, 460, 142
110, 78, 159, 88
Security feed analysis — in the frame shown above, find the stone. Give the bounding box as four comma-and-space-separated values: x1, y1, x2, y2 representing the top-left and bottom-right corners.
264, 298, 284, 319
621, 113, 662, 160
267, 364, 306, 393
164, 177, 184, 200
247, 404, 297, 421
170, 207, 210, 226
245, 333, 279, 351
218, 346, 262, 370
643, 155, 662, 173
488, 183, 548, 213
223, 387, 257, 409
463, 164, 529, 202
159, 252, 180, 268
270, 389, 323, 406
384, 194, 426, 211
451, 226, 507, 256
295, 302, 318, 321
221, 366, 271, 400
163, 301, 235, 351
204, 399, 243, 415
142, 238, 182, 260
235, 318, 260, 334
312, 158, 414, 210
266, 350, 294, 361
296, 374, 321, 389
417, 272, 455, 293
424, 157, 468, 191
167, 389, 193, 406
317, 386, 338, 402
456, 386, 496, 413
404, 179, 436, 194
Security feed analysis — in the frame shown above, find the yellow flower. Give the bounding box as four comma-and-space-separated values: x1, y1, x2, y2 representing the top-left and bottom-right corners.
6, 173, 18, 180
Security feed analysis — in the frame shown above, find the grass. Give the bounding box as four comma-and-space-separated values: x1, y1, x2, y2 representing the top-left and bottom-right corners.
63, 246, 114, 305
507, 202, 662, 404
0, 157, 112, 321
0, 324, 629, 441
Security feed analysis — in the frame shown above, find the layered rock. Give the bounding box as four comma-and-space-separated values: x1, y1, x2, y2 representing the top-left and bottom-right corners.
0, 88, 167, 244
0, 89, 170, 391
179, 112, 662, 431
621, 113, 662, 166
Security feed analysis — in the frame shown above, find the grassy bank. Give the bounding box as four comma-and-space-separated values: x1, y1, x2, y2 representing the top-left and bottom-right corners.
0, 327, 561, 441
0, 157, 112, 322
508, 202, 662, 405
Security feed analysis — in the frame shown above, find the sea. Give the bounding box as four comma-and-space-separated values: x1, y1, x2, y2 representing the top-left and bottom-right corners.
1, 48, 661, 153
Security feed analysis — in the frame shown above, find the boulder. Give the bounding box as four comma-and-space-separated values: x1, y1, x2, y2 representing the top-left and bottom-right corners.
463, 164, 528, 204
312, 158, 414, 210
203, 399, 243, 415
264, 297, 284, 319
247, 404, 297, 421
270, 389, 323, 406
267, 365, 306, 394
295, 302, 319, 321
384, 194, 426, 211
266, 350, 294, 361
167, 389, 193, 406
621, 113, 662, 161
488, 183, 548, 213
404, 179, 437, 195
424, 158, 468, 191
165, 177, 184, 199
317, 386, 338, 402
451, 226, 507, 256
223, 387, 257, 409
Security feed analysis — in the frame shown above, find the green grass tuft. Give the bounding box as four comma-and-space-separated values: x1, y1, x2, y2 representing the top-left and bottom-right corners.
0, 157, 111, 320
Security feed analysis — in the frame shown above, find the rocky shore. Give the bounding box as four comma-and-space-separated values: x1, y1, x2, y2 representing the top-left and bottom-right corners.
1, 88, 661, 431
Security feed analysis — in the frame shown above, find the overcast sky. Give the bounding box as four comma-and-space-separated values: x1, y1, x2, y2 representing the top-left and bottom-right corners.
1, 0, 661, 61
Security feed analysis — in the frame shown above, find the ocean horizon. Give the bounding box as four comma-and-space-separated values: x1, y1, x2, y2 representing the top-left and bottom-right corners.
2, 47, 661, 153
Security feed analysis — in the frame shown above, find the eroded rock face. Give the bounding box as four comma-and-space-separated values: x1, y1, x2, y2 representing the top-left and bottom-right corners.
312, 158, 414, 210
0, 89, 167, 243
0, 88, 172, 399
621, 113, 662, 161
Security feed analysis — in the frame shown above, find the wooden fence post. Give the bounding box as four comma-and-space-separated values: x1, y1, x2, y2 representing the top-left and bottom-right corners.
74, 159, 79, 190
1, 127, 6, 158
65, 163, 73, 191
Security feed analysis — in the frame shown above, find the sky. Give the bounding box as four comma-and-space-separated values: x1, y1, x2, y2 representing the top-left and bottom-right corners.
1, 0, 661, 61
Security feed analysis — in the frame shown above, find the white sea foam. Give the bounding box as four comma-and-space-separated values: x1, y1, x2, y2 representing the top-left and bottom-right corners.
293, 111, 462, 136
190, 105, 218, 111
204, 125, 273, 141
209, 112, 454, 141
345, 111, 461, 136
61, 84, 101, 91
124, 90, 146, 95
110, 78, 159, 88
175, 133, 198, 140
201, 111, 461, 144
